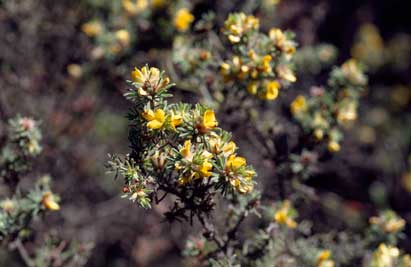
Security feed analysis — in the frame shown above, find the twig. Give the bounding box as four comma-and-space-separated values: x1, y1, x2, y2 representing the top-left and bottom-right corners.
10, 239, 34, 267
198, 214, 225, 249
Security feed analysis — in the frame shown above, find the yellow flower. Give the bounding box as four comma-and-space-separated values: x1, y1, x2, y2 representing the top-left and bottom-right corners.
351, 23, 384, 67
1, 199, 15, 213
261, 55, 272, 73
177, 140, 213, 183
337, 102, 358, 124
269, 28, 286, 46
314, 128, 324, 141
317, 250, 335, 267
313, 112, 329, 129
81, 21, 103, 37
341, 59, 367, 86
269, 28, 295, 58
403, 255, 411, 267
198, 160, 213, 177
152, 0, 165, 8
290, 95, 307, 114
372, 244, 400, 267
328, 141, 340, 153
115, 29, 130, 46
42, 192, 60, 211
131, 66, 159, 84
244, 15, 259, 31
247, 81, 258, 95
27, 140, 41, 155
122, 0, 148, 15
220, 62, 231, 77
262, 80, 280, 100
226, 154, 254, 193
238, 65, 250, 80
318, 260, 334, 267
131, 66, 169, 95
248, 49, 257, 60
201, 109, 218, 130
170, 112, 183, 130
142, 109, 165, 129
178, 175, 191, 186
67, 64, 82, 79
370, 211, 406, 234
226, 154, 246, 171
109, 44, 122, 55
180, 140, 192, 160
385, 218, 406, 233
224, 13, 259, 43
228, 34, 241, 43
174, 8, 194, 32
317, 250, 331, 263
229, 177, 253, 194
208, 134, 236, 156
223, 141, 236, 156
274, 200, 297, 229
237, 180, 253, 194
263, 0, 281, 6
276, 65, 296, 82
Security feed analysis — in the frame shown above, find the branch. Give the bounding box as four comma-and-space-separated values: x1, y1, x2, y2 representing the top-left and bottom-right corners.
10, 239, 34, 267
198, 214, 225, 250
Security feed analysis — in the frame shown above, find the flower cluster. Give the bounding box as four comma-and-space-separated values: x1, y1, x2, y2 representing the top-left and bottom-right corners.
109, 66, 256, 215
82, 1, 194, 59
368, 210, 406, 246
222, 13, 259, 44
352, 23, 411, 72
370, 243, 411, 267
9, 116, 42, 156
0, 117, 60, 241
291, 59, 367, 152
351, 23, 385, 70
0, 176, 60, 240
1, 116, 42, 179
369, 210, 406, 235
81, 20, 132, 58
220, 13, 297, 100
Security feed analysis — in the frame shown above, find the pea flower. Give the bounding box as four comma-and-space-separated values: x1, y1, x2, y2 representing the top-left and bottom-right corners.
131, 66, 170, 96
369, 210, 406, 234
223, 13, 259, 44
41, 192, 60, 211
174, 8, 194, 32
176, 140, 213, 185
81, 21, 103, 37
198, 109, 218, 133
290, 95, 307, 114
341, 59, 367, 86
261, 81, 280, 100
225, 155, 254, 193
317, 250, 335, 267
169, 111, 183, 130
115, 29, 130, 47
142, 109, 165, 129
327, 140, 340, 153
122, 0, 148, 16
371, 244, 400, 267
274, 200, 298, 229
